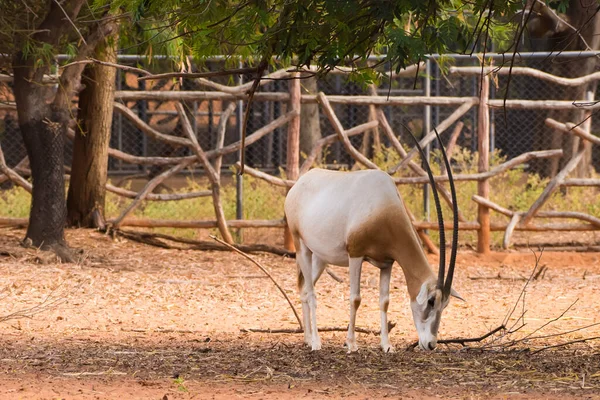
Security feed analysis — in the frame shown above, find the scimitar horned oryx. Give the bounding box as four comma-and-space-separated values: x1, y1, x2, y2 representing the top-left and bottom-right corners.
284, 130, 461, 352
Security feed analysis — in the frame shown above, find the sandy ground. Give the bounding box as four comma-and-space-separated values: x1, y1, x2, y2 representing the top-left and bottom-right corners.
0, 227, 599, 399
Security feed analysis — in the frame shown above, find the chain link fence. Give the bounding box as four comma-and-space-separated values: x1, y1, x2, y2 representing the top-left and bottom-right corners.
2, 53, 598, 172
1, 53, 599, 245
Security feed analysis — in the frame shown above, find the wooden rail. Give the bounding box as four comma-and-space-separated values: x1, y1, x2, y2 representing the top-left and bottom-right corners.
2, 63, 600, 252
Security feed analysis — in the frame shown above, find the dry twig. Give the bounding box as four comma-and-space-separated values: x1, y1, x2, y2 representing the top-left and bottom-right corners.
210, 235, 303, 329
0, 285, 68, 323
243, 321, 396, 336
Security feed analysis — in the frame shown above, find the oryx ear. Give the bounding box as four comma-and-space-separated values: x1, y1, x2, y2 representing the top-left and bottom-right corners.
416, 283, 428, 305
450, 288, 465, 302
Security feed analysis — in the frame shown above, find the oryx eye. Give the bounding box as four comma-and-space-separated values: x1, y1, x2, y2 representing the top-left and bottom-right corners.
427, 297, 435, 308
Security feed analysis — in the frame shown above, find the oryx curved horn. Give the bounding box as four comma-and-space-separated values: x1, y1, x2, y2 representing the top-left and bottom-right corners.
434, 128, 459, 300
406, 131, 447, 293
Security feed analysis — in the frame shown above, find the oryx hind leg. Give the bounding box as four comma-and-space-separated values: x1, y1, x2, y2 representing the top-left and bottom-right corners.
297, 239, 321, 350
346, 256, 363, 352
379, 265, 394, 352
367, 258, 395, 352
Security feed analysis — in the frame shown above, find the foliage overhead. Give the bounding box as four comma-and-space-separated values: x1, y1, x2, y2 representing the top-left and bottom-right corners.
0, 0, 533, 81
110, 0, 526, 78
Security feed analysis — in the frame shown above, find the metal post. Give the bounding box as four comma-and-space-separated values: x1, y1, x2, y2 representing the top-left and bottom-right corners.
235, 64, 244, 243
489, 43, 496, 154
139, 78, 148, 162
265, 101, 274, 168
434, 60, 440, 128
116, 69, 123, 171
490, 86, 495, 154
471, 73, 477, 153
274, 80, 283, 167
423, 59, 432, 223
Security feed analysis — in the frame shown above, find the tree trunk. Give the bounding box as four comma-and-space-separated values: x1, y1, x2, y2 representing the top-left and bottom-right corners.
299, 77, 321, 163
13, 53, 71, 259
8, 1, 115, 261
67, 31, 118, 228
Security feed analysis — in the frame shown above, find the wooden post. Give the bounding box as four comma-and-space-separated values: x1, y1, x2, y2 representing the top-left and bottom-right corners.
176, 102, 234, 244
284, 73, 301, 251
477, 73, 491, 254
577, 90, 594, 178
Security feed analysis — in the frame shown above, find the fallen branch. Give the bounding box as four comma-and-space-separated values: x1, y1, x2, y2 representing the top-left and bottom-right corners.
112, 229, 294, 257
531, 336, 600, 354
210, 235, 302, 329
121, 327, 201, 334
468, 273, 527, 281
498, 299, 578, 349
243, 321, 396, 336
406, 325, 506, 350
110, 218, 286, 229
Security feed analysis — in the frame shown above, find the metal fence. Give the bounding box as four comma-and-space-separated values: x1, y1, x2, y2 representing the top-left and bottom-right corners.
1, 52, 599, 248
2, 52, 599, 174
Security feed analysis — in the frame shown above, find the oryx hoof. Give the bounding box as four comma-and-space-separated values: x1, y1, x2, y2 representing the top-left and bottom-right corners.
381, 343, 395, 353
345, 341, 358, 353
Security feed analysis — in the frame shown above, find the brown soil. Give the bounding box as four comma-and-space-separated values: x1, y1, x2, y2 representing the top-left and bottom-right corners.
0, 228, 599, 399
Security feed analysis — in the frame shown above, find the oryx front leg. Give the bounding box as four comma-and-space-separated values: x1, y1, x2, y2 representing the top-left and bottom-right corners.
297, 240, 321, 350
346, 257, 363, 352
379, 266, 394, 352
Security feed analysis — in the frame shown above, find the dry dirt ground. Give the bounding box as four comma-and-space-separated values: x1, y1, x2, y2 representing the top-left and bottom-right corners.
1, 228, 600, 399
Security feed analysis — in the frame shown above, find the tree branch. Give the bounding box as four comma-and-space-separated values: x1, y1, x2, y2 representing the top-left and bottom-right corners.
52, 0, 87, 45
137, 67, 262, 81
60, 59, 151, 76
54, 15, 119, 109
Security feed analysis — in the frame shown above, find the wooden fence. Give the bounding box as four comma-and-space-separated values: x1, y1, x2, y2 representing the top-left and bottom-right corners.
1, 63, 599, 253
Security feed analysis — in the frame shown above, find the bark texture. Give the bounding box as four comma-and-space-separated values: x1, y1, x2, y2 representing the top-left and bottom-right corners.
299, 77, 321, 162
12, 53, 70, 255
10, 1, 117, 260
67, 33, 118, 227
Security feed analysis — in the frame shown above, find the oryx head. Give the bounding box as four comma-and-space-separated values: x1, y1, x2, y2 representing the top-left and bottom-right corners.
408, 129, 462, 351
